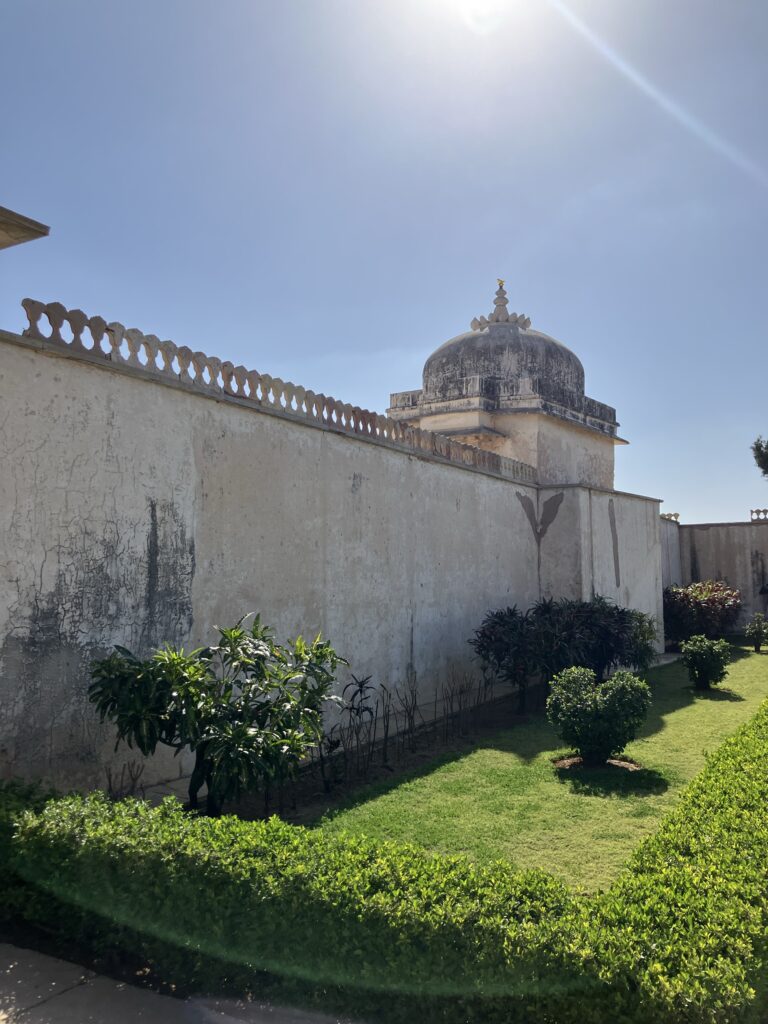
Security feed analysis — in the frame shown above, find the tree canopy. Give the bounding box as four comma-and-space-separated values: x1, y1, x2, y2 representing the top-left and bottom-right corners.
753, 436, 768, 480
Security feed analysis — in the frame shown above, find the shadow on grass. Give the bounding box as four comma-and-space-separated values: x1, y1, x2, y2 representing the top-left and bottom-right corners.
723, 643, 752, 663
309, 644, 756, 825
554, 763, 670, 798
308, 745, 477, 826
688, 686, 744, 702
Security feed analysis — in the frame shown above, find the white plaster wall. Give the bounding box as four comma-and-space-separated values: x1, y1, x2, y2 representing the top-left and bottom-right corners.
0, 335, 542, 788
0, 331, 664, 789
678, 522, 768, 625
534, 416, 615, 491
537, 486, 663, 643
409, 410, 615, 490
586, 490, 664, 643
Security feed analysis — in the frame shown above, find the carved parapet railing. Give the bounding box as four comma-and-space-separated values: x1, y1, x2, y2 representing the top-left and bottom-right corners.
751, 509, 768, 522
18, 299, 538, 486
660, 512, 680, 522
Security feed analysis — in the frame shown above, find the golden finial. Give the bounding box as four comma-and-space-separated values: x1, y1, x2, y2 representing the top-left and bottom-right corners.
497, 278, 505, 289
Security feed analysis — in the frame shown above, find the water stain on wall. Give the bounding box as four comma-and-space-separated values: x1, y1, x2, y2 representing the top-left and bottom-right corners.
608, 498, 621, 588
0, 499, 195, 786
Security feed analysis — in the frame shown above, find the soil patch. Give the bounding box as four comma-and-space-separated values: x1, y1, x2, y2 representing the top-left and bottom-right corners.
552, 755, 643, 771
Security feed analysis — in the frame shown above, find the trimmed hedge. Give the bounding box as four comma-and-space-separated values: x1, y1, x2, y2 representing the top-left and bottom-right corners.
5, 701, 768, 1022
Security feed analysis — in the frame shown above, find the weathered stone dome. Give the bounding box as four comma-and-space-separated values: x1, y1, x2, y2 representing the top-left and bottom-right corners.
387, 281, 619, 452
422, 282, 585, 406
423, 325, 585, 403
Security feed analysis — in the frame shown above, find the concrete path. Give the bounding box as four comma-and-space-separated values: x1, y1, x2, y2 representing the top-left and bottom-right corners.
0, 945, 355, 1024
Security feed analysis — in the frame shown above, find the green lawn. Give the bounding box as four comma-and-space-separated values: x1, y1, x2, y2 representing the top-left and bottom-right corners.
316, 647, 768, 891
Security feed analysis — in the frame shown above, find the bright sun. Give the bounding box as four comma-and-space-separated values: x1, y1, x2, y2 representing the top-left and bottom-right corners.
453, 0, 509, 34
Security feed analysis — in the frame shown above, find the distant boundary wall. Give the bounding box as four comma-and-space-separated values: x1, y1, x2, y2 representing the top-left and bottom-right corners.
0, 301, 661, 788
661, 515, 768, 626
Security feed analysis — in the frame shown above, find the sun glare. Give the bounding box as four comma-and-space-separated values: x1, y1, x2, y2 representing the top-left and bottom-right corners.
453, 0, 508, 35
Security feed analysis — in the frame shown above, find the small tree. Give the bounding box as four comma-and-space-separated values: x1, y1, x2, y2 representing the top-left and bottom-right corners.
679, 635, 731, 690
546, 667, 651, 765
752, 436, 768, 480
745, 613, 768, 653
89, 616, 345, 815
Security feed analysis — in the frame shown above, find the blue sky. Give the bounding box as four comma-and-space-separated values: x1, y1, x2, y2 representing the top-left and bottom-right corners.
2, 0, 766, 521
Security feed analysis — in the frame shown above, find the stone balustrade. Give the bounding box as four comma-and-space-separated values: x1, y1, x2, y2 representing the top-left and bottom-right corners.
20, 298, 538, 485
751, 509, 768, 522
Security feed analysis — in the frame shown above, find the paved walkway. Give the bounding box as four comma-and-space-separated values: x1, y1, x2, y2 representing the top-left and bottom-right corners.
0, 945, 354, 1024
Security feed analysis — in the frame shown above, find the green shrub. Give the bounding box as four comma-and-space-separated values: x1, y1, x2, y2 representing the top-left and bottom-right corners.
6, 699, 768, 1022
745, 612, 768, 652
546, 667, 651, 764
581, 699, 768, 1022
680, 635, 731, 690
471, 597, 657, 694
663, 581, 741, 645
8, 792, 576, 1012
89, 616, 345, 815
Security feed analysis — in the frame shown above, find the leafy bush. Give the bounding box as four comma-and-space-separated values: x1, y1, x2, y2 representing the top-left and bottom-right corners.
0, 781, 51, 921
546, 667, 651, 764
6, 697, 768, 1021
663, 581, 741, 645
679, 635, 731, 690
581, 698, 768, 1022
8, 793, 575, 1013
745, 612, 768, 652
471, 597, 657, 695
89, 616, 345, 814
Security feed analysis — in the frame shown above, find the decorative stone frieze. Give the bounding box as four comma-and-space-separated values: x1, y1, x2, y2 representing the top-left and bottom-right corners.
19, 298, 537, 486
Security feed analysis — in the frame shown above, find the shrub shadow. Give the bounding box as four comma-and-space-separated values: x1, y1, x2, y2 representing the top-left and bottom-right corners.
554, 763, 669, 798
723, 643, 752, 663
688, 686, 744, 702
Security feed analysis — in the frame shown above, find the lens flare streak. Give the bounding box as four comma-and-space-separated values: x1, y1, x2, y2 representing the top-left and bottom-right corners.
546, 0, 768, 189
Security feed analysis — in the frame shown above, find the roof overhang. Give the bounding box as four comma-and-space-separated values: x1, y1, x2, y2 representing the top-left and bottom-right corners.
0, 206, 50, 250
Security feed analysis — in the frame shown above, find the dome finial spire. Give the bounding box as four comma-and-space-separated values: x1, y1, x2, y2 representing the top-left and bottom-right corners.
494, 279, 508, 316
470, 279, 531, 331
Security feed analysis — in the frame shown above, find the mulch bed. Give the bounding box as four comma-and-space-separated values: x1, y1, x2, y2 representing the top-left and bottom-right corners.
552, 755, 643, 771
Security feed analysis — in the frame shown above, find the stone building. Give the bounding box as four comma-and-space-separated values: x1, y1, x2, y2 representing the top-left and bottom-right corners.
388, 281, 624, 490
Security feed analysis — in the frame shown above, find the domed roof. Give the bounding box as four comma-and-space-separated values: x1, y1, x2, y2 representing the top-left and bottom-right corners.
423, 282, 585, 404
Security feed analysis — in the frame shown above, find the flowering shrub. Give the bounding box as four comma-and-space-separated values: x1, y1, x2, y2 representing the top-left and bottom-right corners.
663, 581, 741, 645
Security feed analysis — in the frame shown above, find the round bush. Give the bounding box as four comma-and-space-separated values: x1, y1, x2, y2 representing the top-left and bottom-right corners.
679, 635, 731, 690
546, 667, 651, 765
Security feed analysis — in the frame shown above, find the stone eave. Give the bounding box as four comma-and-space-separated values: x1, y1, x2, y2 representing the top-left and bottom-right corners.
0, 206, 50, 250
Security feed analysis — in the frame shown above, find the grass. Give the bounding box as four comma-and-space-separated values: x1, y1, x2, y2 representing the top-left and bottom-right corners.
316, 647, 768, 891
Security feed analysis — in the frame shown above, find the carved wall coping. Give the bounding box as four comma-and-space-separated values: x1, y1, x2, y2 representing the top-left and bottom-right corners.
751, 509, 768, 522
660, 512, 680, 522
14, 299, 538, 487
